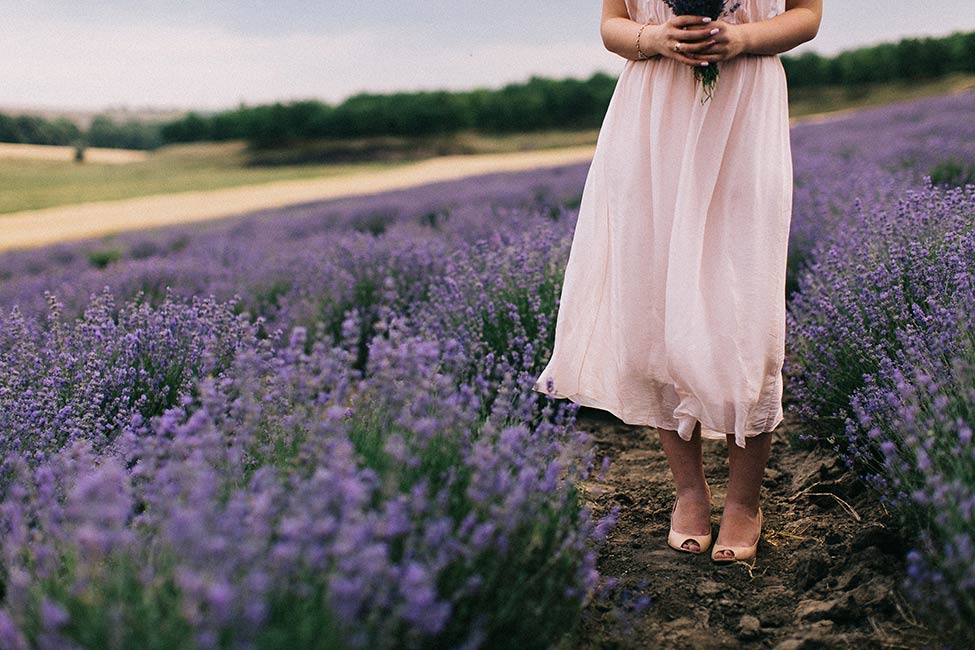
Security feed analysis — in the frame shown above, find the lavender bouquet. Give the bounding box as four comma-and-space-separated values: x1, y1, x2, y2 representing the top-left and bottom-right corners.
663, 0, 741, 103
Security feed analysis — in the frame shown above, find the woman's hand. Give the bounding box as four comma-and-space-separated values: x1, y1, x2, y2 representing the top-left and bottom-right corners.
643, 14, 720, 68
687, 20, 749, 63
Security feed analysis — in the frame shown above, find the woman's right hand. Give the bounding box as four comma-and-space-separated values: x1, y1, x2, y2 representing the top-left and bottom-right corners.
643, 15, 719, 67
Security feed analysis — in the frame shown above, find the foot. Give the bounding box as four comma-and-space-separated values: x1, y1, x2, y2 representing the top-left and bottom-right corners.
713, 502, 762, 560
671, 486, 712, 552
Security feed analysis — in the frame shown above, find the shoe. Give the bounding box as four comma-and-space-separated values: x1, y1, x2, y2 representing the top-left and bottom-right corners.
711, 506, 763, 564
667, 485, 713, 554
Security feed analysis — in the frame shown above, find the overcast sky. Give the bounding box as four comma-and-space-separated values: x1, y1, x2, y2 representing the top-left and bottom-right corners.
3, 1, 974, 112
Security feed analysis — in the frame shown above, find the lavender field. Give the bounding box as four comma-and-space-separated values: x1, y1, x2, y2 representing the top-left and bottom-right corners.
1, 89, 974, 649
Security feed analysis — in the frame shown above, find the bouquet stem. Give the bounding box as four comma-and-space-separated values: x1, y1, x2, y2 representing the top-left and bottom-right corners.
695, 65, 720, 103
662, 0, 741, 103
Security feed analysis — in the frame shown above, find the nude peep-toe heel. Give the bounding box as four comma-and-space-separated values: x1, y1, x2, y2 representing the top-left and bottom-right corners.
711, 506, 763, 564
667, 485, 713, 554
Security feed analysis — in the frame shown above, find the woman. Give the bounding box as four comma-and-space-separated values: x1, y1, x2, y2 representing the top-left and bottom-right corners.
533, 0, 822, 562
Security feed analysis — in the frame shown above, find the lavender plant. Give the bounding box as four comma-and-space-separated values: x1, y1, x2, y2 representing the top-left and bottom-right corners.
0, 164, 615, 649
787, 89, 975, 286
0, 292, 615, 649
786, 184, 975, 450
409, 215, 572, 422
854, 327, 975, 642
786, 181, 975, 641
0, 286, 253, 479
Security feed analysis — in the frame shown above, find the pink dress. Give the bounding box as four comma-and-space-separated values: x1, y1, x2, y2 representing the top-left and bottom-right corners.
533, 0, 792, 449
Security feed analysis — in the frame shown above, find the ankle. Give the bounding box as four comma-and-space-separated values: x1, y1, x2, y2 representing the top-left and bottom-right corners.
675, 483, 711, 501
721, 500, 761, 517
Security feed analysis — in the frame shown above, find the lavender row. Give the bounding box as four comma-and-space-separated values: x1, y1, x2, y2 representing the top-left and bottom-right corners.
785, 177, 975, 640
2, 92, 973, 326
0, 165, 586, 326
0, 280, 619, 648
0, 173, 623, 647
787, 89, 975, 285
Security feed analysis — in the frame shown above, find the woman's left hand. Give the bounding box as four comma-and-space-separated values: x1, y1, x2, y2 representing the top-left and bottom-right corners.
685, 20, 748, 62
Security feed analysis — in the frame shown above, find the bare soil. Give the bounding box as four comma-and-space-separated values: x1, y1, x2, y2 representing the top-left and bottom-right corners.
568, 385, 943, 649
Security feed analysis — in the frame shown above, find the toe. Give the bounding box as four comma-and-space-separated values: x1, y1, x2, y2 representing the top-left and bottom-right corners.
682, 539, 700, 551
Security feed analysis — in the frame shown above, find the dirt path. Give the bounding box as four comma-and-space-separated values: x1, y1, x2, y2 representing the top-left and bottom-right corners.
0, 106, 874, 255
6, 91, 964, 255
0, 145, 596, 253
568, 385, 941, 649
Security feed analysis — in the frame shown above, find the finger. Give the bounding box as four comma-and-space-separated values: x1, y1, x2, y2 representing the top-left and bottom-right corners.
705, 31, 728, 45
679, 37, 718, 53
700, 39, 729, 53
669, 51, 713, 68
668, 37, 717, 59
671, 26, 720, 42
671, 14, 713, 29
691, 50, 726, 63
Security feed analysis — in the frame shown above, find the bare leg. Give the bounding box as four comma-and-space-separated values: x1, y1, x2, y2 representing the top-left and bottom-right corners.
658, 420, 711, 551
713, 431, 771, 558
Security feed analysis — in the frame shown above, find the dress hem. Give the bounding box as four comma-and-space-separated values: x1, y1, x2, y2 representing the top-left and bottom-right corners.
531, 384, 781, 447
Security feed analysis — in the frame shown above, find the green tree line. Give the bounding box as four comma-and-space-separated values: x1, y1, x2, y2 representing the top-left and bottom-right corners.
0, 113, 162, 150
1, 29, 972, 150
158, 29, 975, 147
0, 114, 81, 147
783, 30, 975, 88
159, 73, 620, 147
86, 116, 163, 150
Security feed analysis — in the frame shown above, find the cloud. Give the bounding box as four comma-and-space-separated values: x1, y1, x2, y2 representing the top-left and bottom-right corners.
3, 13, 620, 110
5, 15, 376, 109
10, 1, 973, 111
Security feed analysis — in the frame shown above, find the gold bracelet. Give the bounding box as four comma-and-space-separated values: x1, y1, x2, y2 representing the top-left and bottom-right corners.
636, 21, 652, 60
